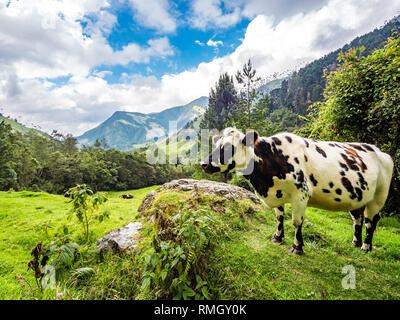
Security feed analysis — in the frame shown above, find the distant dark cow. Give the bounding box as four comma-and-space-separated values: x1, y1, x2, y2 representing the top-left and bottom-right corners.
201, 128, 393, 255
121, 194, 134, 199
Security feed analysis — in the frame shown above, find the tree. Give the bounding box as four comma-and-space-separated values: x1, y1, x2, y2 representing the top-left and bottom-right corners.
304, 36, 400, 215
235, 59, 262, 128
200, 73, 238, 131
0, 121, 17, 190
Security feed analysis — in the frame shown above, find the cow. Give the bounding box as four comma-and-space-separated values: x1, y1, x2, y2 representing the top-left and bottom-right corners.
201, 127, 393, 255
121, 194, 134, 199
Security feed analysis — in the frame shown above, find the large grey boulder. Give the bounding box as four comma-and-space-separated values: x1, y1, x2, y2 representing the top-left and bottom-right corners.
96, 222, 142, 254
98, 179, 263, 254
138, 178, 262, 215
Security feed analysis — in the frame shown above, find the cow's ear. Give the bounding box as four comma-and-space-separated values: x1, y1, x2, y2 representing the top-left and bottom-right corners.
242, 130, 259, 146
212, 135, 220, 145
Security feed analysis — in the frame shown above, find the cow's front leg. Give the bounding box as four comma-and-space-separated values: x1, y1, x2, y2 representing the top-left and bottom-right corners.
350, 207, 364, 247
271, 206, 285, 243
289, 200, 307, 255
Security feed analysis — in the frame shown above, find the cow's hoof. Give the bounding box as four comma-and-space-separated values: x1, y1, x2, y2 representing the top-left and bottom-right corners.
361, 243, 372, 252
271, 234, 283, 244
290, 245, 304, 255
351, 240, 362, 248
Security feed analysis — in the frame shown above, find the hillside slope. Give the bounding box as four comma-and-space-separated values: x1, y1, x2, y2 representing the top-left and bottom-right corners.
76, 97, 208, 151
269, 16, 400, 116
0, 115, 50, 139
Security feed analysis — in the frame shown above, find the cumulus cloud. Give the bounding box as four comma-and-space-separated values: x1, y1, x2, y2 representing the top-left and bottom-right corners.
0, 1, 174, 79
129, 0, 177, 33
189, 0, 243, 30
1, 0, 400, 136
206, 39, 223, 47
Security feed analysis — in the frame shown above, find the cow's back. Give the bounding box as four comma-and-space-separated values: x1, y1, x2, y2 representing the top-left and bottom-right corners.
266, 133, 392, 212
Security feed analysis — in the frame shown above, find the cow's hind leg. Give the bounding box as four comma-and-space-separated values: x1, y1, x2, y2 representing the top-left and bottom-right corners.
361, 205, 381, 252
272, 206, 285, 243
349, 207, 364, 247
289, 200, 307, 255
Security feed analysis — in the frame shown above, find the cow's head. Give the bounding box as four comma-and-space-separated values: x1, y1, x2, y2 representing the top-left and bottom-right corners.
201, 127, 259, 175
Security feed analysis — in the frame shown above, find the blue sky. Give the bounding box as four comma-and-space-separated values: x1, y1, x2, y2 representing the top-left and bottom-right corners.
1, 0, 400, 135
87, 1, 252, 82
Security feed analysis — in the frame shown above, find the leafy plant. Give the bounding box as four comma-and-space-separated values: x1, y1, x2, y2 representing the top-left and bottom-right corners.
67, 184, 110, 242
27, 235, 79, 290
141, 204, 216, 300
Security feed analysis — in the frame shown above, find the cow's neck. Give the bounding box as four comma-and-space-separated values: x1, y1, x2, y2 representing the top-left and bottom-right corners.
243, 139, 295, 198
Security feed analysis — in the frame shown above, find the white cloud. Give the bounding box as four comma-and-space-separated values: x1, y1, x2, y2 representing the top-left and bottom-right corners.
1, 0, 400, 136
0, 1, 174, 80
189, 0, 243, 30
195, 40, 205, 46
129, 0, 177, 33
206, 39, 223, 47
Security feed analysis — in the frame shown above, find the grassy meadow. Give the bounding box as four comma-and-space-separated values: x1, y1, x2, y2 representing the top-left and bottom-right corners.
0, 187, 399, 300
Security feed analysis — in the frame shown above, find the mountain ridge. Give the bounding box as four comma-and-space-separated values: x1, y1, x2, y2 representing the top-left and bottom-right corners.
76, 96, 208, 151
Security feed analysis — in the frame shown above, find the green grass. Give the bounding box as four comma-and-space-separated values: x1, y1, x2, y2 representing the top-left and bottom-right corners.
0, 187, 399, 300
0, 187, 157, 300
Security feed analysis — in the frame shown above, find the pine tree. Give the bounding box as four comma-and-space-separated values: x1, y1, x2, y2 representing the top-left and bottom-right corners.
200, 73, 238, 131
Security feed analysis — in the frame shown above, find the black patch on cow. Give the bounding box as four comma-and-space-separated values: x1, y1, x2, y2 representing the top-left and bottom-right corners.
244, 140, 295, 197
341, 177, 357, 200
315, 145, 327, 158
294, 157, 299, 164
329, 182, 334, 188
276, 190, 283, 198
342, 151, 367, 173
295, 170, 307, 190
341, 153, 360, 171
277, 206, 284, 212
292, 174, 297, 179
271, 137, 282, 145
334, 198, 341, 202
329, 143, 335, 147
339, 162, 349, 171
223, 161, 236, 173
309, 174, 318, 186
322, 189, 330, 193
220, 143, 236, 165
304, 155, 308, 162
349, 144, 367, 152
355, 187, 363, 201
303, 139, 309, 148
277, 215, 284, 231
335, 188, 342, 195
285, 136, 292, 143
340, 171, 346, 176
357, 172, 368, 190
361, 144, 375, 152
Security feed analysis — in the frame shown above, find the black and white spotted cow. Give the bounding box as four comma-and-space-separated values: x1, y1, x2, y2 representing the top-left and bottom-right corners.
201, 128, 393, 255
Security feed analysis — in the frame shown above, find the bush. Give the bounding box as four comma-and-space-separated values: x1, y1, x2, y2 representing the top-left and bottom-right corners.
303, 37, 400, 215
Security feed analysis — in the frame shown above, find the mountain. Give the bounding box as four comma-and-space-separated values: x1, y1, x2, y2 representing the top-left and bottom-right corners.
76, 96, 208, 151
0, 115, 50, 139
269, 15, 400, 117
